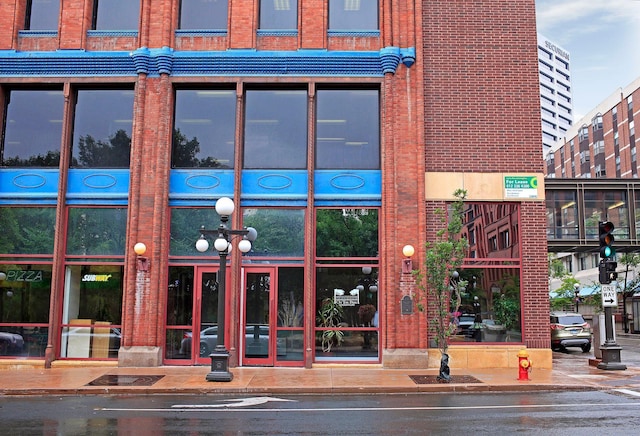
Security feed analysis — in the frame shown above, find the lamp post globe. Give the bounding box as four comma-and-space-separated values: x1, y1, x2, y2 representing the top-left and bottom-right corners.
215, 197, 235, 216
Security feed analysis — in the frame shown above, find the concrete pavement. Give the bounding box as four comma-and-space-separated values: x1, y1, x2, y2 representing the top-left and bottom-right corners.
1, 334, 640, 396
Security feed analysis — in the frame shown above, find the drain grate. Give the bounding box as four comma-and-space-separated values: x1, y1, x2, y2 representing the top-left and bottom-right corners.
86, 375, 165, 387
409, 375, 482, 384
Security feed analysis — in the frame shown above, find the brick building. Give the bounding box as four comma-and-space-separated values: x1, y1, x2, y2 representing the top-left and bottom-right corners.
0, 1, 549, 369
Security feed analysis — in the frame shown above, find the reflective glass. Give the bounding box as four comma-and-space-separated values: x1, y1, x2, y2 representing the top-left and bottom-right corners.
316, 209, 378, 257
93, 0, 140, 30
26, 0, 60, 30
66, 208, 127, 256
316, 89, 380, 169
328, 0, 378, 30
545, 190, 578, 239
179, 0, 228, 30
243, 209, 305, 257
244, 90, 307, 169
170, 208, 222, 257
583, 190, 629, 239
0, 207, 56, 255
71, 90, 134, 168
173, 90, 235, 168
2, 89, 63, 167
259, 0, 298, 30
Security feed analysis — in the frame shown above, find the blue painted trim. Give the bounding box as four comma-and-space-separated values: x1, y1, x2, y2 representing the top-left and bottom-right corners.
169, 169, 234, 205
241, 170, 308, 201
0, 46, 414, 77
328, 30, 380, 37
175, 30, 228, 36
18, 30, 58, 37
0, 168, 59, 204
257, 30, 298, 37
87, 30, 138, 37
66, 169, 129, 202
314, 170, 381, 201
314, 199, 381, 207
241, 199, 308, 207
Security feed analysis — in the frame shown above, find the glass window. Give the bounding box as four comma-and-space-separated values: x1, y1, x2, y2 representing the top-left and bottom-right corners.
259, 0, 298, 30
244, 90, 307, 169
66, 208, 127, 256
545, 191, 578, 240
71, 89, 134, 168
329, 0, 378, 31
243, 209, 305, 257
0, 207, 56, 255
165, 266, 194, 360
316, 209, 378, 258
25, 0, 60, 31
60, 265, 123, 358
583, 190, 629, 240
173, 89, 236, 168
0, 264, 51, 358
456, 203, 522, 344
92, 0, 140, 31
179, 0, 228, 30
2, 89, 64, 167
316, 89, 379, 169
170, 208, 222, 257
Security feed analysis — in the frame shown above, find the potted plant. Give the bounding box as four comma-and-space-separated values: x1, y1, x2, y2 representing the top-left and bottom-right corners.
490, 294, 520, 341
316, 298, 345, 352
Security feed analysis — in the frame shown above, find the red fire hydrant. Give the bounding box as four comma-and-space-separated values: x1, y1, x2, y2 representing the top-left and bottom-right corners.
517, 349, 532, 381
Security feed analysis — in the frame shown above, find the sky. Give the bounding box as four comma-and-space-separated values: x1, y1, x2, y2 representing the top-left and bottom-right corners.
535, 0, 640, 121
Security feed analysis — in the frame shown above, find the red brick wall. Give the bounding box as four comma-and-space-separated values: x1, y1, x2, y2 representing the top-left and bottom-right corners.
422, 0, 543, 173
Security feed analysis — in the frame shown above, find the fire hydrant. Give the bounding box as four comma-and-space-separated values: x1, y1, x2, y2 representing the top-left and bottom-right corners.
517, 349, 532, 381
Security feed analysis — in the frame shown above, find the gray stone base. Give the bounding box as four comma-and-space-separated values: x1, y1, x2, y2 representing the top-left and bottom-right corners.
382, 348, 430, 369
118, 346, 162, 367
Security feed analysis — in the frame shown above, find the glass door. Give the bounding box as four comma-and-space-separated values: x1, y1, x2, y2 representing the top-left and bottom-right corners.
242, 268, 274, 365
196, 269, 220, 363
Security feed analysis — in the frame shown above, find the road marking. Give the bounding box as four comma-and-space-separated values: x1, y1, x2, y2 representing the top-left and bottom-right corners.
97, 401, 640, 413
614, 389, 640, 397
172, 397, 296, 408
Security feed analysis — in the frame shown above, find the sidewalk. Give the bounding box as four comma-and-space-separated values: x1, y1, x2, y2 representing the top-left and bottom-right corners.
1, 357, 640, 396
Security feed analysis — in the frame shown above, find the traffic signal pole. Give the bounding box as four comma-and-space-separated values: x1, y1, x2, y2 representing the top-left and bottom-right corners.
597, 221, 626, 371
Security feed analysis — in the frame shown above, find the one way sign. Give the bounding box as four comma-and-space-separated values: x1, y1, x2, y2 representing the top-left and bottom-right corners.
601, 285, 618, 307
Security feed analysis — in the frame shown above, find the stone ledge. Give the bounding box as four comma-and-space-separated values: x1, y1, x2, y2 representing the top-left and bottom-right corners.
118, 346, 162, 367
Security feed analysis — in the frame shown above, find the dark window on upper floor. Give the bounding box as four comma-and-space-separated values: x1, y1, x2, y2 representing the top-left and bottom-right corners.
25, 0, 60, 30
1, 88, 64, 167
92, 0, 140, 31
70, 89, 134, 168
259, 0, 298, 30
243, 89, 307, 169
316, 89, 380, 170
179, 0, 228, 30
329, 0, 378, 30
172, 89, 236, 169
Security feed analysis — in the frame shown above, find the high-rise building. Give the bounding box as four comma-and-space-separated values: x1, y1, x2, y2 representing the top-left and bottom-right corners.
538, 34, 574, 155
0, 1, 548, 370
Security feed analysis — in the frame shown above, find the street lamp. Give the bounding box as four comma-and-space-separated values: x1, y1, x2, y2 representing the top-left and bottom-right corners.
574, 283, 580, 313
195, 197, 257, 382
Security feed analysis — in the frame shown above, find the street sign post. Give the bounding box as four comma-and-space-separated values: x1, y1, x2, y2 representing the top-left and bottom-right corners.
601, 284, 617, 307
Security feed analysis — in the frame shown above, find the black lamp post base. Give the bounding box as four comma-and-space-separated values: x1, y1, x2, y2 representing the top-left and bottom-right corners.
597, 345, 627, 371
206, 348, 234, 382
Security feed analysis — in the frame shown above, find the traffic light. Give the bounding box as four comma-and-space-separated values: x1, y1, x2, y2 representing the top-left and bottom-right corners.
599, 221, 615, 259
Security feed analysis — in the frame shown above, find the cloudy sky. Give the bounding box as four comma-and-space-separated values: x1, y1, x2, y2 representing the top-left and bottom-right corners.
535, 0, 640, 120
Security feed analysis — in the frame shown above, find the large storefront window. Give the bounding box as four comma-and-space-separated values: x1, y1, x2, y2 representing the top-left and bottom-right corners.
315, 209, 379, 361
316, 89, 380, 170
66, 208, 127, 256
1, 89, 64, 167
0, 207, 55, 358
70, 89, 134, 169
243, 89, 307, 169
243, 209, 305, 258
172, 89, 236, 168
60, 265, 123, 358
454, 203, 522, 344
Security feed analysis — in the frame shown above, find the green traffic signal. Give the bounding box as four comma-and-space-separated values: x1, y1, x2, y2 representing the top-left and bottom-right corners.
599, 221, 615, 259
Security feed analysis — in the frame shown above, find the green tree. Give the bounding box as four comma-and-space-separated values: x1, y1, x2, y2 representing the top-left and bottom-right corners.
74, 130, 131, 168
413, 189, 469, 382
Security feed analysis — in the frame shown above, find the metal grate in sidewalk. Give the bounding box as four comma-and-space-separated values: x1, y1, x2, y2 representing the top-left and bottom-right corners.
86, 375, 165, 387
409, 375, 482, 384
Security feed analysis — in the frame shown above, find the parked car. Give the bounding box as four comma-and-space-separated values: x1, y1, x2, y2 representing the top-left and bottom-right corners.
456, 314, 476, 336
0, 332, 24, 354
181, 325, 269, 357
550, 311, 592, 352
